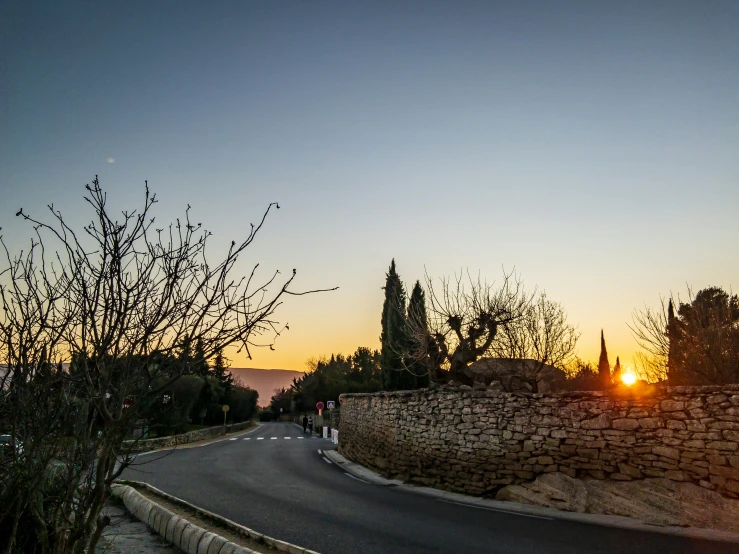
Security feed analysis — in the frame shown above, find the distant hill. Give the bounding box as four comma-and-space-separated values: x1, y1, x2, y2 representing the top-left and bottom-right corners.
228, 368, 304, 406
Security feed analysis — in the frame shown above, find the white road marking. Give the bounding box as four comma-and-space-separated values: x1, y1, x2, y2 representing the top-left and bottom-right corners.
344, 473, 371, 484
257, 437, 264, 440
297, 437, 304, 439
318, 449, 322, 454
322, 457, 332, 464
229, 438, 238, 441
243, 437, 251, 440
436, 499, 553, 520
270, 437, 277, 440
284, 437, 291, 439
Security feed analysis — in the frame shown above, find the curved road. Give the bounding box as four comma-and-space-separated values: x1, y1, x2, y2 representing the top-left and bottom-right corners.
122, 422, 733, 554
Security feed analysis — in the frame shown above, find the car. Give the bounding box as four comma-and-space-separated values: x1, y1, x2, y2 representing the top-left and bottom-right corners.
0, 434, 23, 455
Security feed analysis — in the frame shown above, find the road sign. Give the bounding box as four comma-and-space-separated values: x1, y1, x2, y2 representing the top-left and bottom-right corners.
222, 405, 230, 412
316, 402, 324, 410
327, 401, 335, 409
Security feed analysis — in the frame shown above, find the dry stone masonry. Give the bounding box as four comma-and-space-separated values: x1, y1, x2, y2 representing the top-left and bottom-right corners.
338, 384, 739, 499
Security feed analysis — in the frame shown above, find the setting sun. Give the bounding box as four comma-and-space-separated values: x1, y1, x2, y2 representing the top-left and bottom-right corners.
622, 371, 637, 386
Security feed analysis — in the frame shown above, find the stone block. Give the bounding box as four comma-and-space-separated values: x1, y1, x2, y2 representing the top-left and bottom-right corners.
638, 418, 664, 429
612, 418, 639, 430
660, 400, 685, 412
217, 544, 240, 554
173, 520, 190, 548
726, 480, 739, 494
165, 515, 181, 543
710, 464, 739, 481
652, 446, 680, 460
664, 470, 690, 482
666, 420, 686, 430
707, 441, 738, 452
581, 414, 611, 430
618, 463, 643, 479
197, 532, 216, 554
723, 430, 739, 441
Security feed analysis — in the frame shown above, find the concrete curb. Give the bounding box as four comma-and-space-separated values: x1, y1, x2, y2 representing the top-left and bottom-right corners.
111, 482, 320, 554
323, 449, 739, 544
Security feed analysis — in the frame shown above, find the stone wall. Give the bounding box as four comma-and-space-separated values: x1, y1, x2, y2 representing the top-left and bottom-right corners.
338, 384, 739, 498
122, 420, 253, 453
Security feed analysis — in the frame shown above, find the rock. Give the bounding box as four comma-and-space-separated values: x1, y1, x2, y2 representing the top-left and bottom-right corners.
581, 413, 611, 430
496, 472, 739, 532
487, 381, 504, 392
612, 418, 640, 430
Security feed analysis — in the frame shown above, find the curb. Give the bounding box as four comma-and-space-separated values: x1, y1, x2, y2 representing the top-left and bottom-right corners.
323, 450, 739, 544
111, 481, 320, 554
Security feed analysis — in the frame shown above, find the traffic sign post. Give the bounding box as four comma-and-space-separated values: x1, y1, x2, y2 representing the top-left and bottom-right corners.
316, 401, 324, 417
327, 401, 335, 410
222, 404, 230, 428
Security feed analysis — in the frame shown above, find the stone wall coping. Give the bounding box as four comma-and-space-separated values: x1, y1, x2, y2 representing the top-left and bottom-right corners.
339, 382, 739, 400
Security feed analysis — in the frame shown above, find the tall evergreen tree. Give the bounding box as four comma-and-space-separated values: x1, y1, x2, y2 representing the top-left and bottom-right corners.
380, 260, 408, 391
211, 348, 234, 393
666, 298, 679, 384
193, 337, 209, 377
406, 280, 430, 388
179, 338, 193, 374
598, 329, 611, 389
612, 356, 621, 385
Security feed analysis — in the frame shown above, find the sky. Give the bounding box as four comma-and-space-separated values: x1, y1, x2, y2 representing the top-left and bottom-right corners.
1, 1, 737, 374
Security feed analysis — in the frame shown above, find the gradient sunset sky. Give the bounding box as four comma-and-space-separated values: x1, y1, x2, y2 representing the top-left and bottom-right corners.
2, 1, 737, 373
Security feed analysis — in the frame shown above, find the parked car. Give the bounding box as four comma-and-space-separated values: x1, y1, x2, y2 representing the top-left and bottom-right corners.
0, 434, 23, 455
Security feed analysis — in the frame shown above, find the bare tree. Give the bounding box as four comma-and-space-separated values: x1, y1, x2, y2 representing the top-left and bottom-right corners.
0, 177, 334, 553
630, 286, 739, 385
629, 296, 671, 382
490, 292, 579, 392
403, 270, 533, 386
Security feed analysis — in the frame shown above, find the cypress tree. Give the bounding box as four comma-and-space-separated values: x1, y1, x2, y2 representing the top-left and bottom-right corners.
406, 280, 430, 388
380, 260, 408, 391
667, 299, 679, 384
612, 356, 621, 385
212, 348, 234, 392
598, 330, 611, 389
193, 338, 209, 377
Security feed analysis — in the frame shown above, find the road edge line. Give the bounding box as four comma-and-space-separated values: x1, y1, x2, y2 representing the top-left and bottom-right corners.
111, 481, 322, 554
322, 450, 739, 544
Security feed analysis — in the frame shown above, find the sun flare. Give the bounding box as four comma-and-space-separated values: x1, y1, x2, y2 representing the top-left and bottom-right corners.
622, 372, 637, 386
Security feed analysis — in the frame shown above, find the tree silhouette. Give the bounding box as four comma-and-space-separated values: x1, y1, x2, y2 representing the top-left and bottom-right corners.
598, 330, 611, 389
0, 177, 334, 553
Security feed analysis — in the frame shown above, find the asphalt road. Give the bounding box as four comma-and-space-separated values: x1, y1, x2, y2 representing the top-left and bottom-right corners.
122, 422, 736, 554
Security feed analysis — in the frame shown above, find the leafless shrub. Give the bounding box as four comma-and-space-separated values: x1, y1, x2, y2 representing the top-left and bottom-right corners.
0, 177, 333, 553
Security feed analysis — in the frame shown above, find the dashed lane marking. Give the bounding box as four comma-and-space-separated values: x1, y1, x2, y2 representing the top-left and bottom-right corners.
243, 437, 251, 440
436, 499, 554, 520
229, 438, 238, 441
322, 457, 332, 464
270, 437, 278, 440
257, 437, 264, 440
318, 449, 322, 454
284, 437, 291, 439
297, 437, 304, 439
